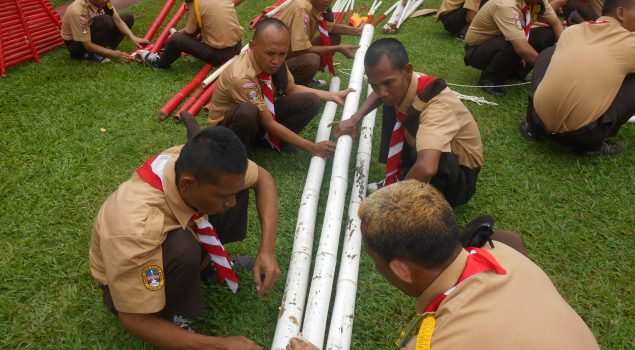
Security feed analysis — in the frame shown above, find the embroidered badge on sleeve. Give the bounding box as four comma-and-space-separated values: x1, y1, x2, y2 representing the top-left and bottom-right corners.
142, 265, 164, 291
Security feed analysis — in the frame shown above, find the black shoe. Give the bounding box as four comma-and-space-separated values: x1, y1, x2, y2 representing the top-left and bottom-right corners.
367, 179, 386, 194
84, 53, 111, 63
307, 78, 328, 89
280, 143, 299, 154
518, 120, 542, 141
455, 32, 466, 41
460, 215, 495, 248
478, 80, 506, 97
137, 49, 161, 68
171, 314, 197, 333
581, 141, 626, 156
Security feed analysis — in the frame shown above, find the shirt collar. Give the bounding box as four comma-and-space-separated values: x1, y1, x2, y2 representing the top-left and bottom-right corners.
596, 16, 620, 25
415, 249, 469, 314
162, 156, 197, 229
397, 72, 420, 114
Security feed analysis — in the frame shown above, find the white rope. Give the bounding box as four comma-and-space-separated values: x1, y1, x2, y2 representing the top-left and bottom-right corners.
452, 91, 498, 106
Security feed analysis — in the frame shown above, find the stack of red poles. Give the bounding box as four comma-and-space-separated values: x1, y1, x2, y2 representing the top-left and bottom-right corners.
0, 0, 64, 77
156, 0, 242, 120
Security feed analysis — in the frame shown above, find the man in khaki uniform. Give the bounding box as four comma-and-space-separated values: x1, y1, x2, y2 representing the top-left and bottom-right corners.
333, 38, 483, 207
464, 0, 564, 96
520, 0, 635, 155
274, 0, 362, 85
207, 18, 352, 157
288, 181, 599, 350
90, 127, 279, 349
61, 0, 148, 62
436, 0, 487, 38
551, 0, 604, 23
142, 0, 243, 68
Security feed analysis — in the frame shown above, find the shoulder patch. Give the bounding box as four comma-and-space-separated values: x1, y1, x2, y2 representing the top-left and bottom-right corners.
511, 9, 520, 19
242, 82, 257, 88
142, 265, 164, 291
248, 89, 259, 102
516, 19, 524, 29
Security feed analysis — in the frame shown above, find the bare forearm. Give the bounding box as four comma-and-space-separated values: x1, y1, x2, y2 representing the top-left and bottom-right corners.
306, 45, 341, 56
263, 116, 314, 152
253, 167, 278, 255
119, 312, 227, 350
180, 112, 202, 139
352, 92, 382, 124
83, 41, 118, 58
331, 23, 362, 36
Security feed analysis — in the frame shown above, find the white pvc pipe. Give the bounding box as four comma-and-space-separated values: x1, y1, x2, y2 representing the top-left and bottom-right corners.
397, 0, 423, 28
301, 24, 375, 349
270, 78, 342, 350
325, 85, 377, 350
266, 0, 295, 18
386, 0, 405, 26
629, 116, 635, 123
200, 45, 248, 87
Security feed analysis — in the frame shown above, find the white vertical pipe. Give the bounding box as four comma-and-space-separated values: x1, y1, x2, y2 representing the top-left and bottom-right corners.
271, 77, 342, 350
325, 86, 377, 350
301, 24, 375, 349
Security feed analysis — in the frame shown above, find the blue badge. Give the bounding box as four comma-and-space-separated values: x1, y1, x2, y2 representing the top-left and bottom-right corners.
142, 265, 164, 291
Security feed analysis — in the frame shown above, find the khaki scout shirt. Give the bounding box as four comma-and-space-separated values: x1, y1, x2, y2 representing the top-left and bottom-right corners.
465, 0, 557, 46
184, 0, 243, 48
589, 0, 604, 18
400, 72, 483, 169
401, 243, 599, 350
207, 49, 295, 126
437, 0, 482, 19
61, 0, 110, 42
534, 17, 635, 132
274, 0, 335, 53
89, 145, 259, 313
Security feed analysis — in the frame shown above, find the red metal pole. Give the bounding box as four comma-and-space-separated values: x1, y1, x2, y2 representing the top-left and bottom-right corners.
186, 81, 216, 116
159, 64, 213, 119
144, 0, 176, 42
14, 0, 41, 63
176, 86, 205, 117
150, 3, 186, 54
0, 20, 6, 77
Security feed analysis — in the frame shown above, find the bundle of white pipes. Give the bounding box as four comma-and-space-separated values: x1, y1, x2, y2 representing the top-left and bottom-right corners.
301, 23, 375, 348
397, 0, 424, 28
325, 85, 377, 350
271, 24, 376, 350
270, 77, 342, 349
383, 0, 405, 33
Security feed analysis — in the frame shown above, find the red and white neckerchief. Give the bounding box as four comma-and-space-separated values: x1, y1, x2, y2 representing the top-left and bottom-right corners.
257, 71, 281, 151
384, 74, 436, 186
318, 15, 336, 76
414, 248, 507, 349
519, 3, 540, 67
136, 153, 239, 293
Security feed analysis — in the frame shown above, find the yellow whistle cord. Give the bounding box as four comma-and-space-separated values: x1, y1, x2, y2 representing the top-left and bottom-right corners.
415, 316, 436, 350
193, 0, 203, 28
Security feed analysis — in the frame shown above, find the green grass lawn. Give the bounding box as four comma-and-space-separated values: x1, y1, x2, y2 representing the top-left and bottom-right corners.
1, 0, 633, 348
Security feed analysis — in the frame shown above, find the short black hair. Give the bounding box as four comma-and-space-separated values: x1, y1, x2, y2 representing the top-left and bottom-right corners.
253, 17, 289, 40
175, 127, 248, 184
364, 38, 409, 71
603, 0, 634, 15
358, 181, 462, 268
